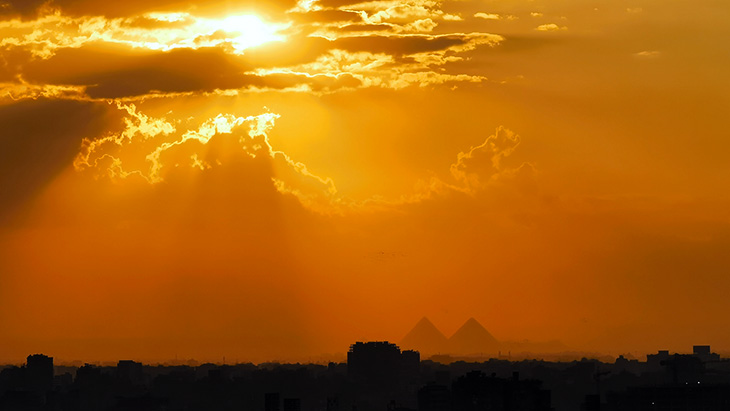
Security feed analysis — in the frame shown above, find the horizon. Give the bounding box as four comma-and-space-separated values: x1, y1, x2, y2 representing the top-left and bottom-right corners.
1, 315, 725, 365
2, 339, 727, 367
1, 0, 730, 365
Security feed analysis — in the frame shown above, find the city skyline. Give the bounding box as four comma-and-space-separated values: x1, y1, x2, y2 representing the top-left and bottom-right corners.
1, 0, 729, 364
4, 342, 730, 410
0, 318, 724, 366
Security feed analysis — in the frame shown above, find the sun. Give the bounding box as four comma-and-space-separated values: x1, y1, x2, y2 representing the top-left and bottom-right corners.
206, 14, 286, 52
141, 12, 287, 53
220, 14, 284, 51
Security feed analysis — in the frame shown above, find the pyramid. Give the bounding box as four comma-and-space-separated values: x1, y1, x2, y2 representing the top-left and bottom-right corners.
448, 317, 500, 355
399, 317, 449, 355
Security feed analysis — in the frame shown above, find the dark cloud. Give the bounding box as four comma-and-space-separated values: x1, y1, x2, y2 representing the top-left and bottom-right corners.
21, 43, 367, 97
288, 9, 362, 24
243, 72, 362, 91
24, 47, 253, 98
0, 0, 47, 18
0, 99, 111, 224
334, 35, 468, 56
242, 37, 335, 67
335, 23, 394, 33
11, 21, 493, 98
0, 48, 33, 82
119, 15, 196, 30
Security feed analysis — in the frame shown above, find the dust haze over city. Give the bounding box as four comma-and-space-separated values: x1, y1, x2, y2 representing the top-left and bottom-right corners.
1, 0, 729, 374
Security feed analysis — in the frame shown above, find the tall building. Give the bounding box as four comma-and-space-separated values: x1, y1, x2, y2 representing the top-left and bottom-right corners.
693, 345, 720, 362
26, 354, 53, 394
116, 360, 144, 385
347, 341, 420, 386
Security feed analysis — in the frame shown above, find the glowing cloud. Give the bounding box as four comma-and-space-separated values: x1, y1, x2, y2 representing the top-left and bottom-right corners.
75, 104, 337, 196
535, 23, 567, 32
0, 10, 288, 58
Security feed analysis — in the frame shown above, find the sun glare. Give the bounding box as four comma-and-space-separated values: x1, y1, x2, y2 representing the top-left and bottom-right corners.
141, 12, 287, 53
215, 15, 285, 51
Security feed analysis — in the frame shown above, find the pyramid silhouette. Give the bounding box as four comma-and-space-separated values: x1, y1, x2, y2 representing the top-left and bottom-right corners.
448, 317, 500, 355
399, 317, 449, 355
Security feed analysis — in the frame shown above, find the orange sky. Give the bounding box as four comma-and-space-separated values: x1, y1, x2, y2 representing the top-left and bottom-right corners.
0, 0, 729, 364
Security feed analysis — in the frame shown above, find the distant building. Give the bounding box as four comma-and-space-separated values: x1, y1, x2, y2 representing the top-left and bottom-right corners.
646, 350, 671, 371
693, 345, 721, 362
694, 345, 711, 356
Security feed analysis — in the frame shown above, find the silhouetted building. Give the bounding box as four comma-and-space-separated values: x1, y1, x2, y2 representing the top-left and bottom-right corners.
418, 383, 451, 411
347, 341, 420, 387
8, 345, 730, 411
266, 392, 281, 411
646, 350, 671, 371
75, 363, 102, 384
695, 345, 711, 356
116, 360, 144, 385
662, 354, 705, 385
284, 397, 301, 411
326, 397, 340, 411
581, 394, 600, 411
26, 354, 53, 394
451, 371, 551, 411
693, 345, 721, 363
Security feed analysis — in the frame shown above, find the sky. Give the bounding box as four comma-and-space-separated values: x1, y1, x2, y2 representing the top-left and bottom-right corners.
0, 0, 729, 364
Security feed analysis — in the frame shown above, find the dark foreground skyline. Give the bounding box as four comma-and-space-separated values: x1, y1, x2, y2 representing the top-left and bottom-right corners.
3, 341, 730, 411
2, 0, 730, 364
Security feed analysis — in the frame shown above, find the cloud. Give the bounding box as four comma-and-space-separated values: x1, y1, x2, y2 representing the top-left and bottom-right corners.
0, 76, 87, 102
294, 0, 472, 36
0, 1, 503, 99
71, 102, 530, 216
23, 0, 298, 19
0, 0, 49, 18
474, 13, 502, 20
274, 124, 530, 212
634, 50, 661, 59
449, 126, 522, 192
25, 47, 254, 99
535, 23, 567, 32
75, 103, 338, 198
0, 10, 288, 59
287, 8, 362, 24
251, 44, 493, 92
